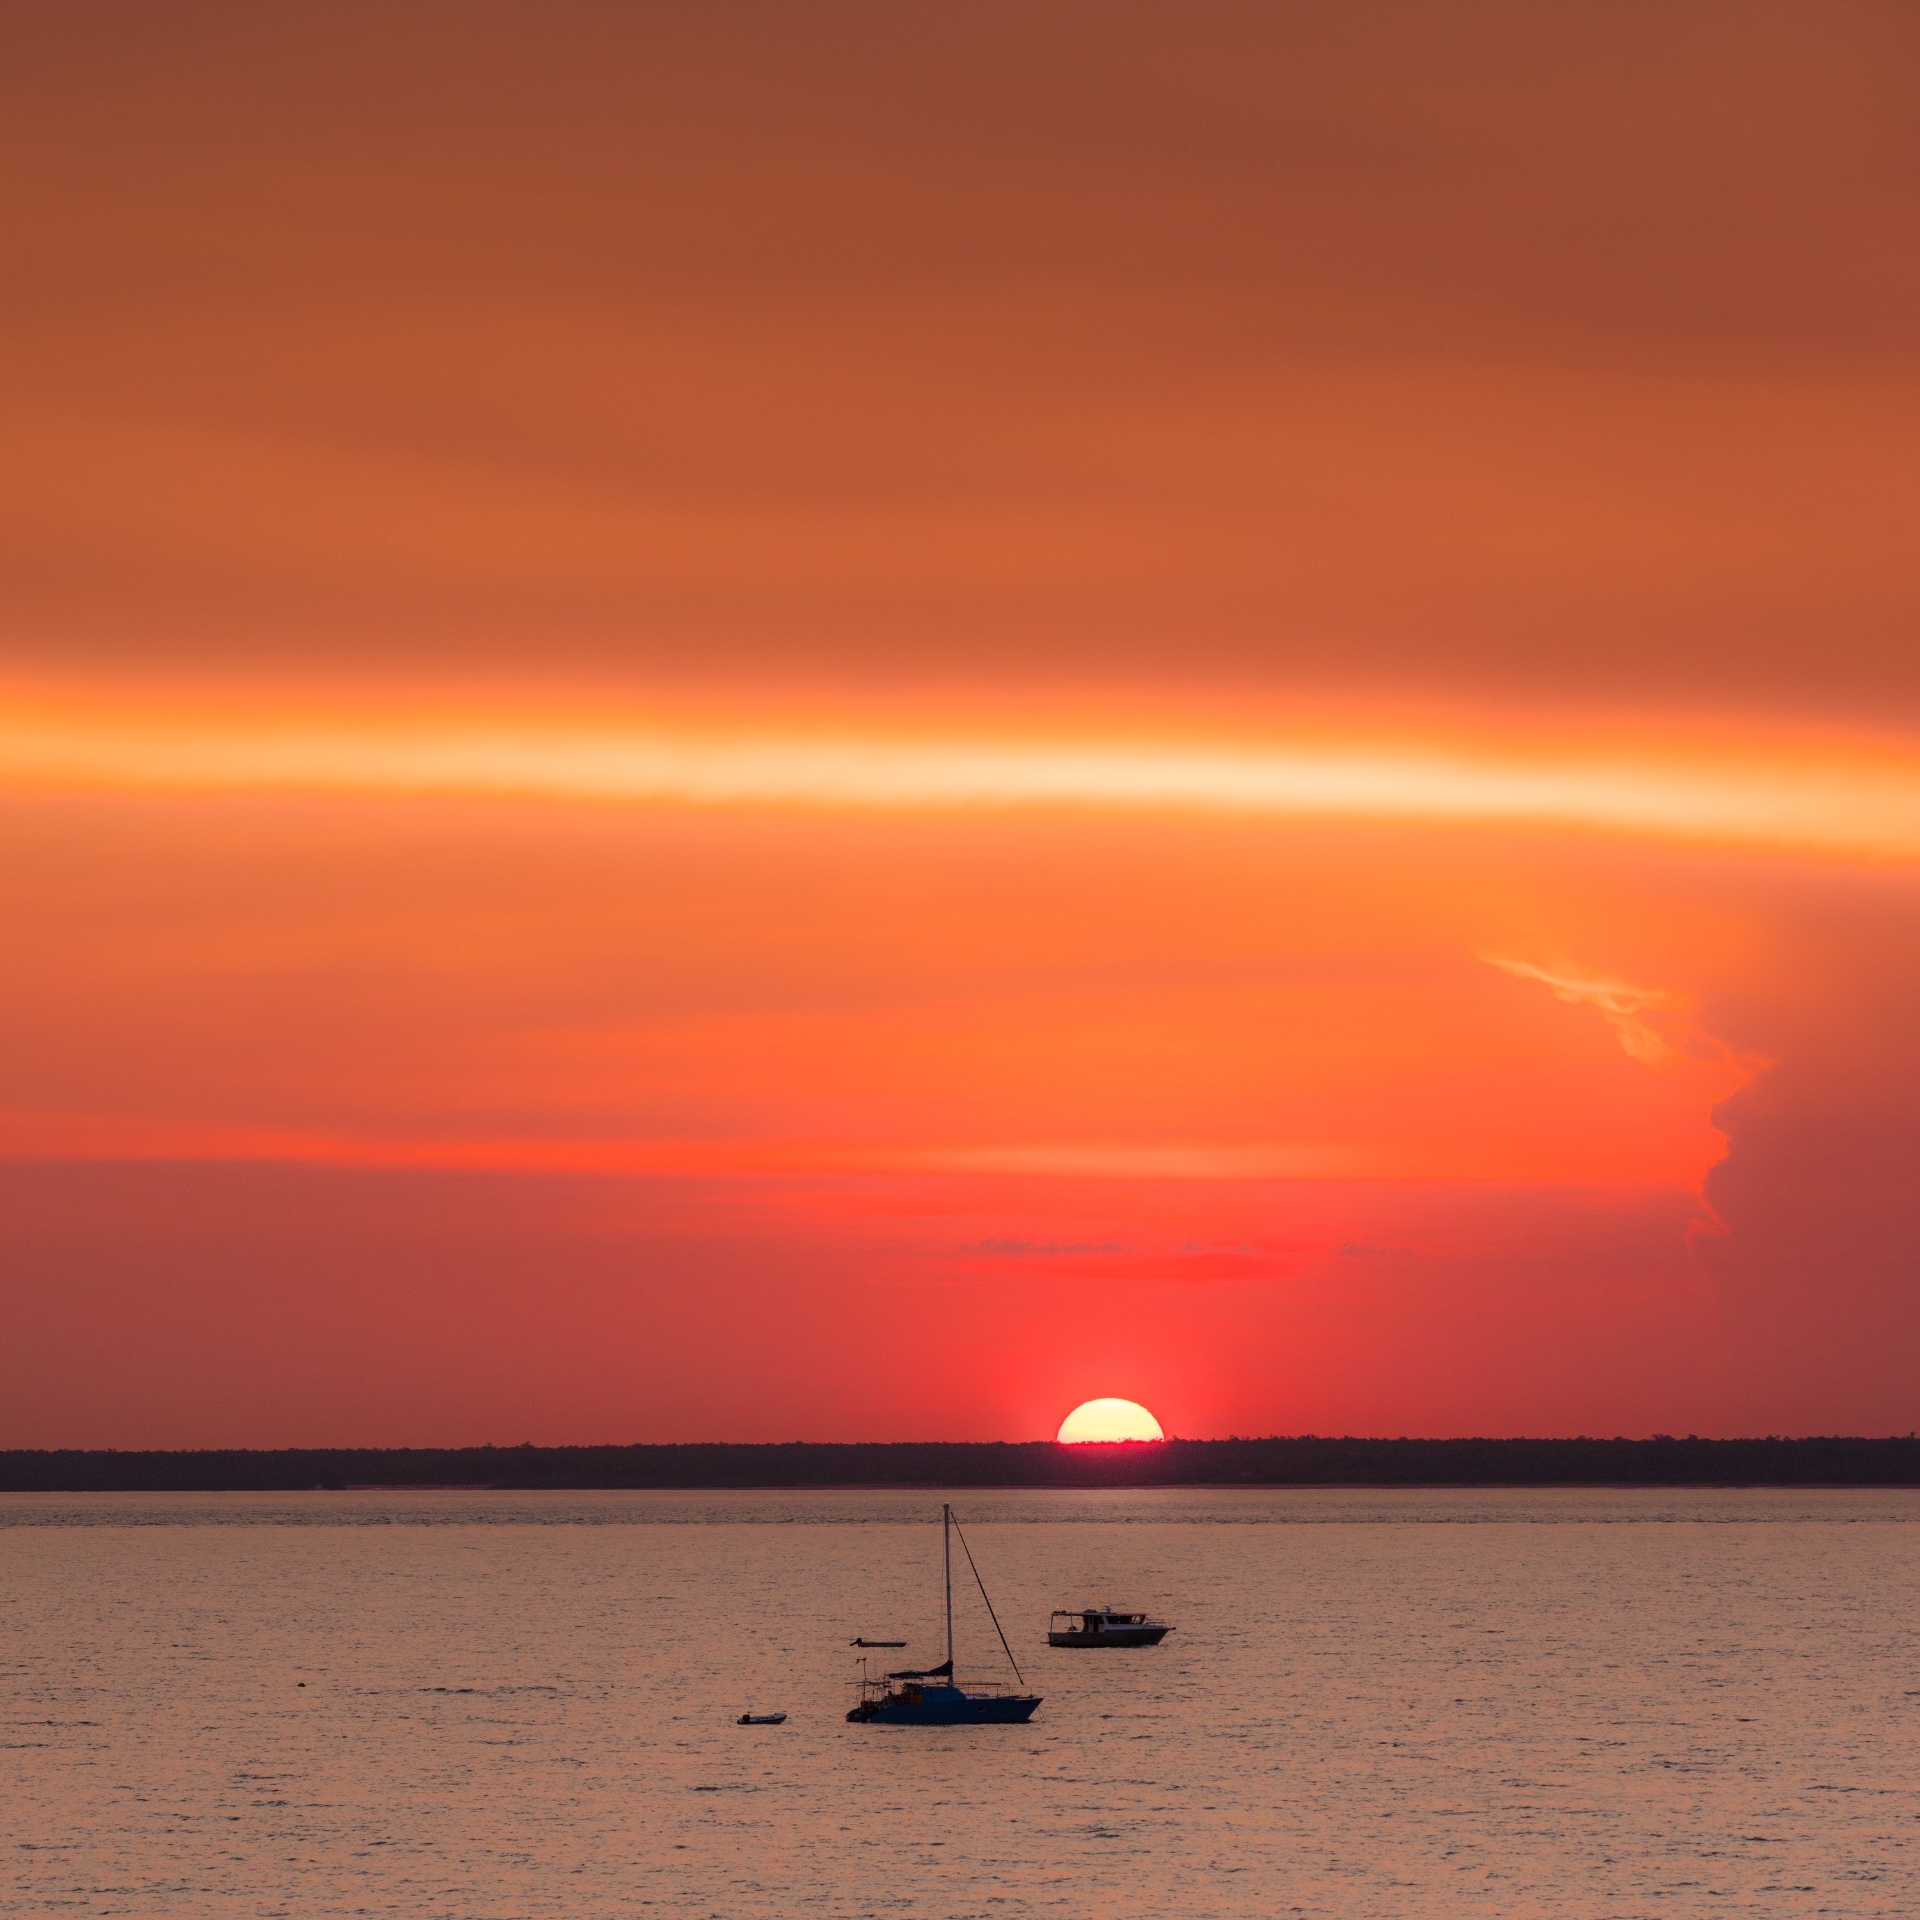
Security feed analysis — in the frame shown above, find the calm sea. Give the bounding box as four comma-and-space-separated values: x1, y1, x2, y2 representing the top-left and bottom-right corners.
3, 1488, 1917, 1918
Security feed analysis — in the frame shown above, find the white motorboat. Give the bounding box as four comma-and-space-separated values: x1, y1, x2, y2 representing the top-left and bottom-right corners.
1048, 1607, 1172, 1648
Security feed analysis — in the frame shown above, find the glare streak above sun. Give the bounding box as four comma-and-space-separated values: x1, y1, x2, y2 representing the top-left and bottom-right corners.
4, 700, 1920, 863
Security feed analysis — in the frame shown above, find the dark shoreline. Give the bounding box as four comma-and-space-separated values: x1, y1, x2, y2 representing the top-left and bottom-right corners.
4, 1437, 1919, 1493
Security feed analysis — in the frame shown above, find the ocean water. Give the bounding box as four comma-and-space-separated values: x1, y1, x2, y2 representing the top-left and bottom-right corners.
3, 1488, 1918, 1918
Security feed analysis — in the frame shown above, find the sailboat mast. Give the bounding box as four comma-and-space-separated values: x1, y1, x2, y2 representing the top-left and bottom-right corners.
943, 1502, 954, 1670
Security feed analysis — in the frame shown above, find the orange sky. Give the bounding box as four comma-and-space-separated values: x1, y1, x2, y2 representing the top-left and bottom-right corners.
2, 3, 1917, 1443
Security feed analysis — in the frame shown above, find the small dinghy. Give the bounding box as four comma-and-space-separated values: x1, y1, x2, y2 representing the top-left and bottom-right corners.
1048, 1607, 1172, 1648
737, 1711, 788, 1725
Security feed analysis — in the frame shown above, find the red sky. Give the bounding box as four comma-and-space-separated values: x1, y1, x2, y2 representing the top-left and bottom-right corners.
2, 2, 1917, 1443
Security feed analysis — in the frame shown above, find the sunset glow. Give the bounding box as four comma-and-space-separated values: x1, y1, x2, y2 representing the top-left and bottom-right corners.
4, 1, 1918, 1454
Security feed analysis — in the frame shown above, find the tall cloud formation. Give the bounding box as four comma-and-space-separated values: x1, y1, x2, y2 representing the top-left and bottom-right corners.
0, 2, 1915, 1441
1701, 885, 1920, 1433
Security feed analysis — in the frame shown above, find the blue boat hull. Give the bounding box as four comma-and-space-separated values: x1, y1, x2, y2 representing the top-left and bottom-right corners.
847, 1684, 1041, 1725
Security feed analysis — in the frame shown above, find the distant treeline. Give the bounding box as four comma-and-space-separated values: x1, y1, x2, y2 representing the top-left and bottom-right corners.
4, 1436, 1919, 1492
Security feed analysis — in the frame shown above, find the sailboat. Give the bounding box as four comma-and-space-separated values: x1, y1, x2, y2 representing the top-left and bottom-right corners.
845, 1504, 1043, 1725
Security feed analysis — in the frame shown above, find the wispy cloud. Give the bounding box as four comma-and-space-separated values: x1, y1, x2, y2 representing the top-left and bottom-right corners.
1482, 956, 1682, 1064
902, 1143, 1368, 1179
962, 1237, 1125, 1257
0, 1112, 1365, 1182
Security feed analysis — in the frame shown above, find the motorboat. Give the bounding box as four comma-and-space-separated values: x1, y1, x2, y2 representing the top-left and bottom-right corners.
846, 1504, 1042, 1725
1048, 1607, 1172, 1648
736, 1711, 787, 1725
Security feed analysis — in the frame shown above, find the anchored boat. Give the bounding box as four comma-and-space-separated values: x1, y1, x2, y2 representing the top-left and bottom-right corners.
846, 1504, 1042, 1725
1048, 1607, 1172, 1648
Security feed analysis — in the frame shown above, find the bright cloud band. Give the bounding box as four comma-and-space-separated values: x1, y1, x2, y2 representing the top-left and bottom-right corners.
3, 707, 1919, 862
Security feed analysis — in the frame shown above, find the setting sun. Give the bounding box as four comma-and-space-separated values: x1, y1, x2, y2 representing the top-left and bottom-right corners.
1057, 1398, 1166, 1444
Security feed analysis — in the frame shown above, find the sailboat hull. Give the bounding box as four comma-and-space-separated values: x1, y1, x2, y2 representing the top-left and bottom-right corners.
846, 1685, 1042, 1725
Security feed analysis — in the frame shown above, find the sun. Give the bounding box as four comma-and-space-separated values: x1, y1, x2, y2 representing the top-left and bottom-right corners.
1056, 1397, 1166, 1444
